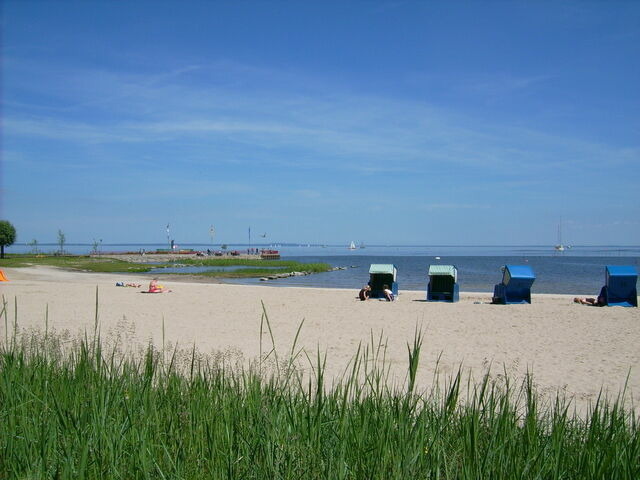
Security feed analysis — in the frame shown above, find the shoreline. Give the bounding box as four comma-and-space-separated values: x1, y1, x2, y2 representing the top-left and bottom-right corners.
1, 265, 639, 415
5, 251, 637, 295
0, 264, 611, 297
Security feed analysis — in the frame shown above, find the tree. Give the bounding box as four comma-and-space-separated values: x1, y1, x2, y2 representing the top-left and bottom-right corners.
57, 229, 66, 255
91, 238, 102, 255
0, 220, 17, 259
27, 239, 40, 255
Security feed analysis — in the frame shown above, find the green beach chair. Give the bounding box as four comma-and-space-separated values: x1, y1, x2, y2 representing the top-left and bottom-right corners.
368, 264, 398, 299
427, 265, 459, 302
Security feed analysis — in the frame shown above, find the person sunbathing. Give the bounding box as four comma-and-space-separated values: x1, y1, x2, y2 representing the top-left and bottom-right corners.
574, 287, 606, 306
148, 278, 171, 293
574, 291, 605, 306
574, 297, 598, 305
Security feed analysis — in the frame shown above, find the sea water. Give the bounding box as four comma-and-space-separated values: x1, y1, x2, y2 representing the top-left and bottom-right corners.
8, 243, 639, 294
226, 254, 639, 295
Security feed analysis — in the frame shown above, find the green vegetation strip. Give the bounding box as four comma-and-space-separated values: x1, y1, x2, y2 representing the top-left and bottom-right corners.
177, 258, 331, 278
0, 255, 152, 273
1, 301, 638, 479
0, 254, 331, 277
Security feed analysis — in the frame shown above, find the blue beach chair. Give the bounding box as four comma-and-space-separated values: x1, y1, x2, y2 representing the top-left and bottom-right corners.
492, 265, 535, 304
600, 266, 638, 307
368, 264, 398, 299
427, 265, 459, 302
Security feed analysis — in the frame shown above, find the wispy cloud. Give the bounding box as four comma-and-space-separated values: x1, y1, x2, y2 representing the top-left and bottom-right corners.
418, 203, 492, 211
5, 58, 639, 184
460, 73, 554, 98
404, 71, 555, 102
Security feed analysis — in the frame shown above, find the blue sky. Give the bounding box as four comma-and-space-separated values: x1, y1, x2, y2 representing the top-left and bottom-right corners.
2, 1, 639, 246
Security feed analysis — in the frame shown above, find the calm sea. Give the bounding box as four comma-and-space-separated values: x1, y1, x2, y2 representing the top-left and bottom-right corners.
10, 243, 639, 295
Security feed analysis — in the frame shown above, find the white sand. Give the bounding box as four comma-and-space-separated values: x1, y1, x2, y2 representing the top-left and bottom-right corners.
1, 266, 639, 413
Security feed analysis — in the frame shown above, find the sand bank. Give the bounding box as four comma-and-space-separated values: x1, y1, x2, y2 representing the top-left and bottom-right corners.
1, 266, 638, 412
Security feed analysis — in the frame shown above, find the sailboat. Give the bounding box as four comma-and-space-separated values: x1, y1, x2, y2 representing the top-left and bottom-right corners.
349, 241, 357, 250
554, 222, 567, 252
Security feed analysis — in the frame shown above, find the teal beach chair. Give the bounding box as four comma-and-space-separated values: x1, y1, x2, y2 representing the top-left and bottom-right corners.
427, 265, 459, 302
368, 264, 398, 299
492, 265, 535, 304
600, 266, 638, 307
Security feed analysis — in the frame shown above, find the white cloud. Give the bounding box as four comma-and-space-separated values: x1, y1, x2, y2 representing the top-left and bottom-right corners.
5, 58, 639, 184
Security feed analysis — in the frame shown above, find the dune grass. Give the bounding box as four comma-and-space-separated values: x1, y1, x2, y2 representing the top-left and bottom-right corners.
1, 296, 638, 479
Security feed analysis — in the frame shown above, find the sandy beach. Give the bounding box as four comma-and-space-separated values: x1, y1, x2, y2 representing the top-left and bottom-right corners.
1, 265, 638, 413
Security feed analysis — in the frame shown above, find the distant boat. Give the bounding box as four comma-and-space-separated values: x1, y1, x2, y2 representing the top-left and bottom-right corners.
359, 242, 365, 249
349, 241, 356, 250
554, 222, 570, 252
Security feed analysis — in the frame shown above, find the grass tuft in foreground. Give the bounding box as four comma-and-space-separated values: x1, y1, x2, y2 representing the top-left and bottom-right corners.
1, 298, 638, 479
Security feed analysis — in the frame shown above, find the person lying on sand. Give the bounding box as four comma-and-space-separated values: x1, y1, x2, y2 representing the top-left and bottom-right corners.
573, 297, 604, 306
116, 282, 142, 288
574, 287, 606, 306
148, 278, 171, 293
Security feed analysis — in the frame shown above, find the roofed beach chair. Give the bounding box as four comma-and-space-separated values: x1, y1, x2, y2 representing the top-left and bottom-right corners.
368, 264, 398, 299
492, 265, 535, 304
427, 265, 459, 302
600, 266, 638, 307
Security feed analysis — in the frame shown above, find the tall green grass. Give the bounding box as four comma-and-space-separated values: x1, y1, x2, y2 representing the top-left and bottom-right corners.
1, 296, 638, 479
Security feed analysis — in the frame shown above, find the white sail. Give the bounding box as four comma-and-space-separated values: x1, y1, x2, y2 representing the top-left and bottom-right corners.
554, 222, 566, 252
349, 241, 356, 250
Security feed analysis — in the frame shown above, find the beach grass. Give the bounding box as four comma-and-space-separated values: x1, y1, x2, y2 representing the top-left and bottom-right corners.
1, 299, 638, 479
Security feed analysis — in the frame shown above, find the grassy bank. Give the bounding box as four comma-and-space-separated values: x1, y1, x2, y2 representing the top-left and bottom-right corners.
0, 254, 332, 278
0, 254, 151, 272
177, 258, 332, 278
1, 302, 638, 479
